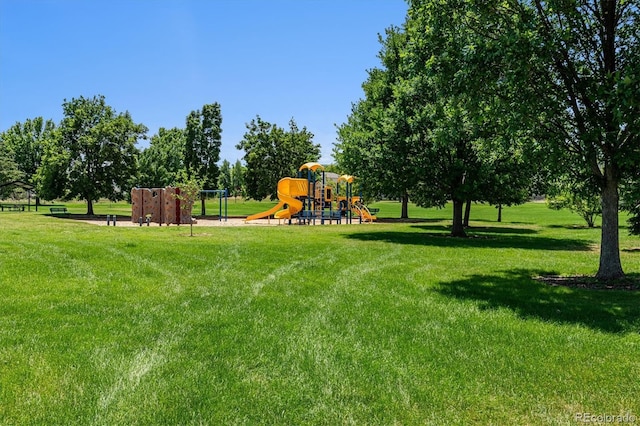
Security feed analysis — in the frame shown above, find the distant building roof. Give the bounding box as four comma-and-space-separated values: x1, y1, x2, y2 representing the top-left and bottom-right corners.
324, 172, 340, 181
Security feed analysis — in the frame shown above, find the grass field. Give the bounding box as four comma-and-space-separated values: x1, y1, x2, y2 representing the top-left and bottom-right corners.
1, 201, 639, 424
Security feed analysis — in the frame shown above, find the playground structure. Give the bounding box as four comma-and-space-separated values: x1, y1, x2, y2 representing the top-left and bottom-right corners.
245, 162, 377, 224
131, 187, 228, 225
336, 175, 378, 223
131, 187, 191, 225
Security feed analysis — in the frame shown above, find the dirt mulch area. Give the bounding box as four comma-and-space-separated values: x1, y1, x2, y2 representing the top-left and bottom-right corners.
534, 275, 640, 291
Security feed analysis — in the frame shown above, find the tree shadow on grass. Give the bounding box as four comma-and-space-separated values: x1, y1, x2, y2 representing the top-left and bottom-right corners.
49, 214, 135, 223
457, 225, 538, 235
468, 218, 537, 226
547, 224, 599, 230
435, 269, 640, 333
377, 218, 445, 224
344, 227, 592, 251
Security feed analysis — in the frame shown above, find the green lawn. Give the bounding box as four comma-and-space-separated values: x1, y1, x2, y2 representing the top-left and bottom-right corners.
1, 203, 639, 424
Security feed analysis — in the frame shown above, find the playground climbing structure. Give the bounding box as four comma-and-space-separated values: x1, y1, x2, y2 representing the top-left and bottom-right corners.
131, 187, 194, 225
245, 162, 377, 224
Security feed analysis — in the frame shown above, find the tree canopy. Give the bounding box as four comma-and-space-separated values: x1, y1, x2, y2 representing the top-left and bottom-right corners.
137, 127, 186, 188
217, 159, 232, 192
622, 173, 640, 235
230, 160, 245, 198
0, 117, 55, 184
237, 116, 320, 200
336, 0, 639, 279
185, 103, 222, 189
335, 27, 417, 219
36, 95, 147, 215
476, 0, 640, 279
0, 139, 23, 197
336, 1, 541, 235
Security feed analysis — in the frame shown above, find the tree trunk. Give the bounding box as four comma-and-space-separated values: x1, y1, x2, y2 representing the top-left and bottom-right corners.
596, 173, 624, 280
463, 199, 471, 227
585, 214, 595, 228
451, 199, 467, 237
87, 198, 94, 216
401, 192, 409, 219
595, 3, 623, 280
497, 204, 502, 223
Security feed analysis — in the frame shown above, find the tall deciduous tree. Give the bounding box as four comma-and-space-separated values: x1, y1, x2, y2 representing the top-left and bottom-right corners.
36, 95, 147, 215
409, 100, 482, 237
35, 128, 68, 202
403, 0, 547, 236
237, 116, 320, 200
547, 174, 602, 227
185, 103, 222, 188
137, 127, 186, 188
0, 117, 55, 183
338, 6, 539, 231
477, 0, 640, 279
231, 159, 245, 199
217, 159, 232, 191
336, 27, 416, 219
622, 175, 640, 235
400, 0, 638, 278
474, 127, 549, 223
0, 139, 23, 197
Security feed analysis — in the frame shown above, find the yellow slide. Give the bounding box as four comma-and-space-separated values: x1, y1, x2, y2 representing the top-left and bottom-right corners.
245, 200, 286, 221
245, 177, 308, 221
360, 208, 377, 222
352, 203, 377, 222
274, 194, 302, 219
274, 178, 307, 219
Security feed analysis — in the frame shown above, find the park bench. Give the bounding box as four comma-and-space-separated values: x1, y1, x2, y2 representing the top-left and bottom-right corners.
0, 204, 24, 212
321, 210, 342, 224
49, 207, 68, 215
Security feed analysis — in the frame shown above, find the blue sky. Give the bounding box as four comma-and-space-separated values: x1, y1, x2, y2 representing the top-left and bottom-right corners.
0, 0, 408, 163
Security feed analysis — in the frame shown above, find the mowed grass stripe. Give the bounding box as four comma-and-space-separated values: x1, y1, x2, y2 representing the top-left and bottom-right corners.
0, 206, 639, 424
